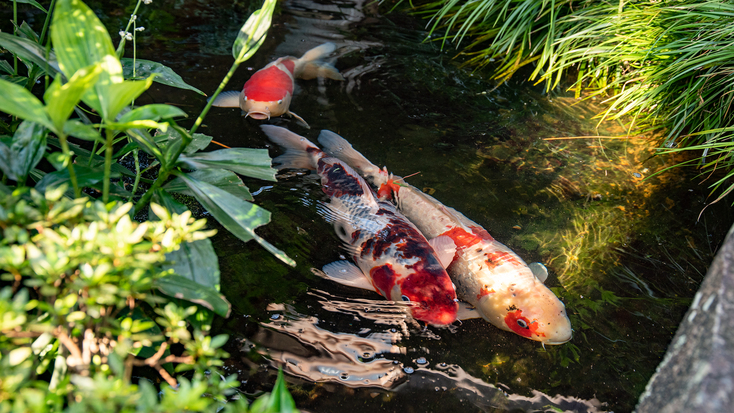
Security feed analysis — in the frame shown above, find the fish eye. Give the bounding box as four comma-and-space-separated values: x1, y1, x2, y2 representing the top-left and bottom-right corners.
244, 95, 248, 101
277, 99, 283, 104
401, 295, 410, 302
516, 319, 528, 329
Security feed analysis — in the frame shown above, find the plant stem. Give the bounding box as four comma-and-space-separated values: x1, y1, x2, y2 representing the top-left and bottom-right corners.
39, 0, 57, 46
58, 134, 81, 198
13, 0, 17, 75
190, 62, 240, 135
116, 0, 143, 58
133, 168, 169, 215
128, 149, 141, 203
89, 141, 98, 166
103, 128, 114, 203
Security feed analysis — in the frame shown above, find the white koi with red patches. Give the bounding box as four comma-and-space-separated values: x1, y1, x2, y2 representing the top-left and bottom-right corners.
318, 130, 572, 345
211, 43, 344, 128
261, 125, 459, 326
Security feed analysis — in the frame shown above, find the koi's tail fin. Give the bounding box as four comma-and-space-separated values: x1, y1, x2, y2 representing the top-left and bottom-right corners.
261, 125, 322, 171
294, 43, 345, 81
317, 130, 387, 186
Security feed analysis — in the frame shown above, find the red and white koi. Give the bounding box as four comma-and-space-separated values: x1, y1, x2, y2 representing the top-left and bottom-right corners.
318, 131, 573, 345
261, 125, 459, 326
212, 43, 344, 128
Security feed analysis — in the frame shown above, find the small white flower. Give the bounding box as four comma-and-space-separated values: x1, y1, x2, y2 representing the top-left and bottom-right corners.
143, 0, 152, 4
125, 32, 133, 41
135, 26, 145, 32
131, 14, 137, 21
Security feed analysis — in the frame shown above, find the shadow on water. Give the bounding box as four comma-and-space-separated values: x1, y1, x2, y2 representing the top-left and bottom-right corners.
6, 0, 734, 411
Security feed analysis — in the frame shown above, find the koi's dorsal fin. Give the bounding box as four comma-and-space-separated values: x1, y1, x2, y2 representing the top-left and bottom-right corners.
318, 261, 375, 291
428, 235, 456, 268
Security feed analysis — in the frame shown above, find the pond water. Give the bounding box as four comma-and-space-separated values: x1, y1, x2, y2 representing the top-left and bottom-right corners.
10, 0, 734, 411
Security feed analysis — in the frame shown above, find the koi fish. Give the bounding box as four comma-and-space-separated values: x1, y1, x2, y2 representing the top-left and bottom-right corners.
212, 43, 344, 129
261, 125, 459, 326
318, 131, 573, 345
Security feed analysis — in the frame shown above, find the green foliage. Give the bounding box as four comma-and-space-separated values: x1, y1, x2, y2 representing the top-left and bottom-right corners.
414, 0, 734, 201
0, 0, 299, 410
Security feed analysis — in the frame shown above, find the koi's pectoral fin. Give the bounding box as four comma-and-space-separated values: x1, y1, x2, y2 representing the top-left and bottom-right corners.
528, 262, 548, 283
428, 235, 457, 269
287, 111, 310, 129
317, 261, 375, 291
456, 302, 482, 321
209, 90, 241, 108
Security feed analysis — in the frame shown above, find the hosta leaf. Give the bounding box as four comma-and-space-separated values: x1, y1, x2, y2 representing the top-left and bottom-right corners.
121, 58, 205, 95
177, 148, 277, 181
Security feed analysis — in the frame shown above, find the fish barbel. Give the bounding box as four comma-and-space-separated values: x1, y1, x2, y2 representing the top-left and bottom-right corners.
212, 43, 344, 128
261, 125, 459, 326
318, 130, 572, 345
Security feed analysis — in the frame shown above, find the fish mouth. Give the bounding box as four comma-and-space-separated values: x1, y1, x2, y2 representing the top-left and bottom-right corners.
541, 330, 573, 346
245, 110, 271, 120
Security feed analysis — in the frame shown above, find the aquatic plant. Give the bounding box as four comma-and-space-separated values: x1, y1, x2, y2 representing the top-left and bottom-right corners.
408, 0, 734, 202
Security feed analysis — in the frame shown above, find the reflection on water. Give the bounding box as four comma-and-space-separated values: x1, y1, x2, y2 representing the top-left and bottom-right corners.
246, 290, 606, 411
251, 291, 408, 388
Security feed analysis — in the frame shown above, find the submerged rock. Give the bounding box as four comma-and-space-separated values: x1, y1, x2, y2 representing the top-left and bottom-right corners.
635, 224, 734, 412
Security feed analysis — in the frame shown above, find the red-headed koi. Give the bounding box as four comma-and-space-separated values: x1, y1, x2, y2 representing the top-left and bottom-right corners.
211, 43, 344, 128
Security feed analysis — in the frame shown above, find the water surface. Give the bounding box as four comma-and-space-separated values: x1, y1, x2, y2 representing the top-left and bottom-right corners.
9, 1, 734, 411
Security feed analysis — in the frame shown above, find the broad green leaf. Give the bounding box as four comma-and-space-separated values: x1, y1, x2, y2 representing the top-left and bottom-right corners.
105, 120, 169, 132
51, 0, 117, 78
155, 129, 212, 155
44, 63, 103, 133
233, 0, 277, 64
18, 21, 40, 43
0, 121, 47, 182
0, 60, 13, 75
177, 148, 277, 181
164, 169, 253, 201
125, 129, 165, 165
0, 78, 53, 130
16, 0, 47, 13
0, 75, 26, 86
162, 131, 185, 167
0, 32, 59, 75
178, 173, 295, 266
52, 0, 124, 119
63, 119, 102, 142
35, 164, 121, 193
102, 76, 156, 121
154, 275, 231, 318
121, 58, 206, 96
165, 239, 221, 291
186, 133, 214, 154
118, 104, 187, 123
